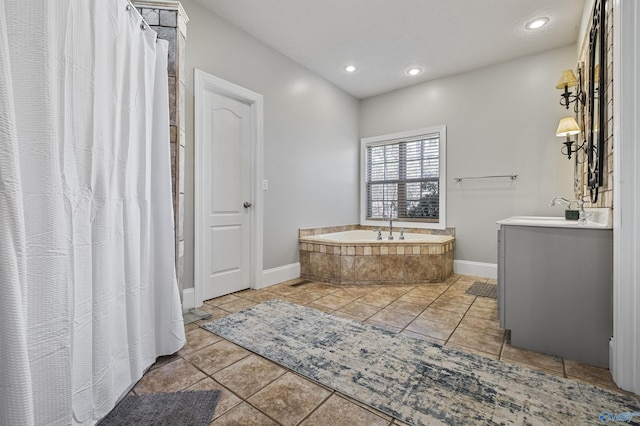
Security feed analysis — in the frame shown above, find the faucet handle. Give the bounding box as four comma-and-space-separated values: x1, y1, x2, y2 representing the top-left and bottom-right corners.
374, 228, 382, 240
578, 210, 592, 223
399, 229, 405, 240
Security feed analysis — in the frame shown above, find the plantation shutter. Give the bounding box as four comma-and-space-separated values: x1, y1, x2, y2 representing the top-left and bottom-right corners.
365, 133, 440, 221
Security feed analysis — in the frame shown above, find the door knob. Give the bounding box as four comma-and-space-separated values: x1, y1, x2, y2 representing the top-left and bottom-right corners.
243, 202, 252, 208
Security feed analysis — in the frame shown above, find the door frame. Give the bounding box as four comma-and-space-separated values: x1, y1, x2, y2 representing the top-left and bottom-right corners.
194, 68, 264, 307
611, 0, 640, 394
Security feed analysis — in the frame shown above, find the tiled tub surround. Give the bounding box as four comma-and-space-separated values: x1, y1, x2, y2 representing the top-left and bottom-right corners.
299, 228, 455, 285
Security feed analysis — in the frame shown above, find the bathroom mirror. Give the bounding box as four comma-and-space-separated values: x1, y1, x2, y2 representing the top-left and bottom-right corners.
574, 62, 586, 199
587, 0, 606, 203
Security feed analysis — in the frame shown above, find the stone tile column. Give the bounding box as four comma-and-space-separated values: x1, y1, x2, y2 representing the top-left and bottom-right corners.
134, 1, 188, 303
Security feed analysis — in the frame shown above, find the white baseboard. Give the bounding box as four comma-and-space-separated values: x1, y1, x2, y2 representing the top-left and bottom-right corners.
454, 260, 497, 279
259, 262, 300, 289
182, 263, 300, 310
182, 287, 196, 311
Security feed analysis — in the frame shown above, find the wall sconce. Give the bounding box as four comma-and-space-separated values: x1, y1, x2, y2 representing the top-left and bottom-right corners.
556, 116, 582, 159
556, 68, 585, 112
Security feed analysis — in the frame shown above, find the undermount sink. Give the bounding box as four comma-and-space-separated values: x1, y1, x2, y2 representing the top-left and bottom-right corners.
496, 208, 612, 229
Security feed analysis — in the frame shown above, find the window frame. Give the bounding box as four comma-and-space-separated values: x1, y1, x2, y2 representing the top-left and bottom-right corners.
360, 125, 447, 230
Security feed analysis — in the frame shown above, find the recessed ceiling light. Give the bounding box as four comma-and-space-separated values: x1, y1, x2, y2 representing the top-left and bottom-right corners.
525, 17, 549, 30
344, 65, 357, 73
407, 67, 422, 76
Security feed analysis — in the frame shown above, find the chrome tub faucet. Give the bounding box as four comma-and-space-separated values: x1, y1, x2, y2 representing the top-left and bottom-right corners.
384, 202, 396, 240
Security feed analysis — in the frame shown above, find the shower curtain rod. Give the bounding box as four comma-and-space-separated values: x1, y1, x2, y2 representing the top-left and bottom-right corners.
126, 1, 153, 33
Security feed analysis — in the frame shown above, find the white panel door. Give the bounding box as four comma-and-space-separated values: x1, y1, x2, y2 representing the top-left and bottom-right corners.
201, 90, 252, 300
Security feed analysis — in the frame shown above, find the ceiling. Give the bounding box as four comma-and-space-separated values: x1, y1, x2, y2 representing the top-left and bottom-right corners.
194, 0, 585, 99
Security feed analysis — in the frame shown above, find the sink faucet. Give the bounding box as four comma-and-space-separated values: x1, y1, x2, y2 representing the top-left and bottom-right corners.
550, 197, 572, 207
576, 199, 587, 223
550, 196, 587, 223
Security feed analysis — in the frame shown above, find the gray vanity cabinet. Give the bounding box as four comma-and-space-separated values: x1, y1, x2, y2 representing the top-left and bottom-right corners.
497, 224, 613, 368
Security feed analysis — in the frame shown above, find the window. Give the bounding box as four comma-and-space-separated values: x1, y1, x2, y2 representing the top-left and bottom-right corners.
360, 126, 446, 229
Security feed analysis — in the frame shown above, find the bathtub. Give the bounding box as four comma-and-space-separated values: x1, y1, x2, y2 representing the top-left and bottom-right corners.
299, 229, 454, 285
308, 229, 452, 244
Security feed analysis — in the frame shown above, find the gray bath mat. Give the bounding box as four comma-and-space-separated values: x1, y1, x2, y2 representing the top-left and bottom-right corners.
98, 390, 221, 426
465, 281, 497, 299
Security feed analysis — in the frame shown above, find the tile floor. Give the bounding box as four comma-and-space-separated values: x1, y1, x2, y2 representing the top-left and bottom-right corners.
133, 274, 631, 425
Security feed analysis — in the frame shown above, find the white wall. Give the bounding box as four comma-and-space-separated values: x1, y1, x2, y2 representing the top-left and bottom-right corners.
181, 0, 579, 279
360, 45, 577, 264
181, 0, 360, 288
578, 0, 596, 55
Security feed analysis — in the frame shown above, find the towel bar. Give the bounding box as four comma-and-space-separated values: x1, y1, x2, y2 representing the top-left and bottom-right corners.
454, 173, 518, 182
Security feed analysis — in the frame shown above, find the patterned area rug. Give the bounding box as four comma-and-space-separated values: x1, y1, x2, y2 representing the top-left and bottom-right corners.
98, 390, 221, 426
465, 281, 497, 299
203, 300, 639, 426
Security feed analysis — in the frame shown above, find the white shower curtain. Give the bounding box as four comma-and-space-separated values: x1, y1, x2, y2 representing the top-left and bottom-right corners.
0, 1, 186, 425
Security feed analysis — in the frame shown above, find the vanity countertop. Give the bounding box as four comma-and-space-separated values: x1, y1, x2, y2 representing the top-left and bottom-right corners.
496, 208, 612, 229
